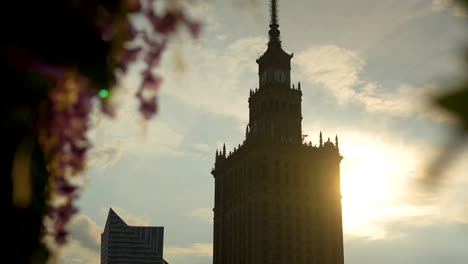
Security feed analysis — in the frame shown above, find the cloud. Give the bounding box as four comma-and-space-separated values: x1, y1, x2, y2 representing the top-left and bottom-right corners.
432, 0, 467, 17
216, 34, 227, 40
345, 220, 468, 264
84, 36, 266, 168
189, 208, 213, 224
295, 45, 450, 122
68, 215, 102, 252
87, 87, 186, 163
425, 150, 468, 223
165, 243, 213, 257
184, 0, 221, 33
343, 203, 438, 240
295, 45, 365, 103
190, 143, 212, 155
59, 240, 100, 264
86, 142, 123, 169
160, 36, 266, 121
56, 214, 102, 264
124, 121, 185, 156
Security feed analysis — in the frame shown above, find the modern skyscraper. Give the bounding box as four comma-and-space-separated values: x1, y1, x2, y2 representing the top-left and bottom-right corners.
101, 208, 169, 264
211, 1, 344, 264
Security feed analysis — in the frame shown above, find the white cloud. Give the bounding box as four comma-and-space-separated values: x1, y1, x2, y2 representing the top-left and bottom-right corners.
216, 34, 227, 40
432, 0, 467, 17
87, 88, 186, 163
86, 142, 123, 169
59, 240, 100, 264
125, 121, 185, 155
183, 0, 220, 33
68, 215, 101, 252
160, 36, 266, 121
295, 45, 451, 122
343, 202, 438, 240
295, 45, 365, 103
54, 214, 102, 264
355, 83, 452, 122
165, 243, 213, 257
424, 150, 468, 223
192, 143, 212, 154
189, 208, 213, 224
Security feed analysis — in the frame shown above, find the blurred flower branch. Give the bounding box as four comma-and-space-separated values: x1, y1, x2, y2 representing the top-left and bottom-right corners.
1, 0, 199, 263
427, 0, 468, 187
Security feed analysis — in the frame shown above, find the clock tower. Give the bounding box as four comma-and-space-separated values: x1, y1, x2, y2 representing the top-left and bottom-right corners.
211, 1, 344, 264
250, 0, 301, 145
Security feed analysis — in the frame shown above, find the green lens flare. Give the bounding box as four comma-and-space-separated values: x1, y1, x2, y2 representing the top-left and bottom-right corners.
99, 89, 109, 98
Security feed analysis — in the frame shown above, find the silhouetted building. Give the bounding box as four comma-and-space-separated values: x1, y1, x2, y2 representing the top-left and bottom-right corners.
211, 1, 344, 264
101, 208, 168, 264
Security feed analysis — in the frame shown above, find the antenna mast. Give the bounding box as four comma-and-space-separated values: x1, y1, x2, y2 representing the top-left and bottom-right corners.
270, 0, 279, 26
268, 0, 281, 47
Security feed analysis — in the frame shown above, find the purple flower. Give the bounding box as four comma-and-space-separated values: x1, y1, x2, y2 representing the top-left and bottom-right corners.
116, 47, 142, 73
35, 0, 201, 249
181, 16, 201, 38
55, 176, 78, 195
155, 11, 180, 34
125, 0, 141, 12
142, 72, 162, 91
55, 230, 69, 245
138, 97, 158, 120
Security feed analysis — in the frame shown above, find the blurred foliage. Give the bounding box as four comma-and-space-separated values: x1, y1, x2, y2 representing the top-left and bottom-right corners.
428, 0, 468, 185
435, 0, 468, 127
1, 0, 199, 263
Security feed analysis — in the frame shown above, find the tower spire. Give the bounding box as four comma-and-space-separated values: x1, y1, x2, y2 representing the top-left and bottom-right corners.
270, 0, 278, 26
268, 0, 281, 47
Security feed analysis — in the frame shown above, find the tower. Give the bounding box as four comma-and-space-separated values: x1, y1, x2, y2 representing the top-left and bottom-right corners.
211, 1, 344, 264
101, 208, 169, 264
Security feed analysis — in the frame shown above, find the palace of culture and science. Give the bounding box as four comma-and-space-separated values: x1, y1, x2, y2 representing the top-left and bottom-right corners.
211, 1, 344, 264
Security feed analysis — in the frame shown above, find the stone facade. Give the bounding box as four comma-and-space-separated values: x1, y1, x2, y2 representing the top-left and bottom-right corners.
211, 1, 344, 264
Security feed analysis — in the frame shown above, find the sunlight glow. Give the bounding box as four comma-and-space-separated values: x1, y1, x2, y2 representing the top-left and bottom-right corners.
338, 133, 420, 239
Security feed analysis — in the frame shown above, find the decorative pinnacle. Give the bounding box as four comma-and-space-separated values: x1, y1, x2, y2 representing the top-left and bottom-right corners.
319, 131, 323, 147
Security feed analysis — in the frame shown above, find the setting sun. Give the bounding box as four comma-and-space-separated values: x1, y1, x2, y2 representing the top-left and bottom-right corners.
338, 133, 408, 238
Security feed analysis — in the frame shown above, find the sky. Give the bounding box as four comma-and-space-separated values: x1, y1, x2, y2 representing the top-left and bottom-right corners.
58, 0, 468, 263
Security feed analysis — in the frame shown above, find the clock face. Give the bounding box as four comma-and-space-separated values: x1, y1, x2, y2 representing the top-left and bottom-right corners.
274, 71, 286, 82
